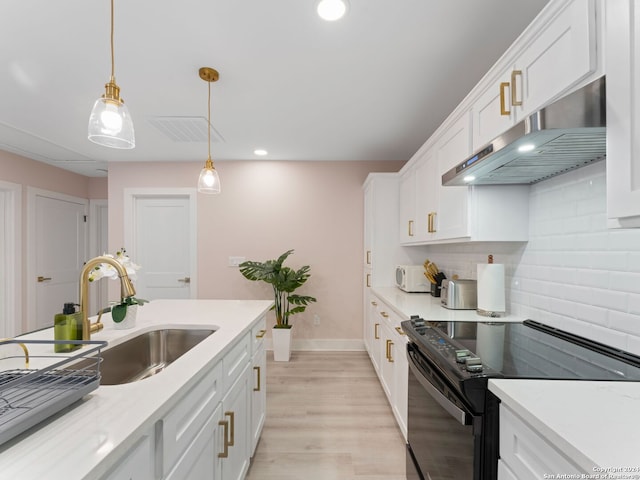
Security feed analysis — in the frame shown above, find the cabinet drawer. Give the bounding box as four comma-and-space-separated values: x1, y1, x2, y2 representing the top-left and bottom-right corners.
223, 332, 251, 391
162, 361, 223, 474
251, 315, 267, 355
500, 404, 586, 479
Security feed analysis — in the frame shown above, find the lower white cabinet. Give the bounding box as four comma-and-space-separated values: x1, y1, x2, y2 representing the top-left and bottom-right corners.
102, 316, 266, 480
165, 405, 223, 480
221, 365, 251, 480
498, 404, 587, 480
250, 319, 266, 456
364, 293, 408, 440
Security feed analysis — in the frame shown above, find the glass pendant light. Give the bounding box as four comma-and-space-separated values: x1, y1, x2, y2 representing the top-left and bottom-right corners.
197, 67, 221, 194
88, 0, 135, 149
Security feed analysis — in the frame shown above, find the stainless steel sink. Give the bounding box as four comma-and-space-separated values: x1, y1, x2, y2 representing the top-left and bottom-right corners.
75, 328, 215, 385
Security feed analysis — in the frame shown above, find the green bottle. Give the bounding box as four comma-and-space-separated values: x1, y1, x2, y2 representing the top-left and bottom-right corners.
54, 303, 82, 353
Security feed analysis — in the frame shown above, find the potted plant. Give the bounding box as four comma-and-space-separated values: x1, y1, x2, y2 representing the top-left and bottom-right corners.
239, 249, 316, 361
89, 248, 148, 329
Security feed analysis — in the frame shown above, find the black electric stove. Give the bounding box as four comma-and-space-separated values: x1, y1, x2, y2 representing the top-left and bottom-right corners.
403, 317, 640, 411
402, 317, 640, 480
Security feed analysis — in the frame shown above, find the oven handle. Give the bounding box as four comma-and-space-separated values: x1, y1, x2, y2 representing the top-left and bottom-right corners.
407, 349, 471, 426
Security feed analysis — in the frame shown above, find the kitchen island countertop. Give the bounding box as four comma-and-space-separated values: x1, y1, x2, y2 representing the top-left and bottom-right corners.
0, 298, 273, 480
489, 379, 640, 473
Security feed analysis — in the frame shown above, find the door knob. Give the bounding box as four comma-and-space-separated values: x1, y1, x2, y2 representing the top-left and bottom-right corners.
37, 276, 52, 282
178, 277, 191, 284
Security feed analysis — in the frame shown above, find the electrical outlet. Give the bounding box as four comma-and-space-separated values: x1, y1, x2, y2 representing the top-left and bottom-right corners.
228, 256, 245, 267
313, 314, 320, 326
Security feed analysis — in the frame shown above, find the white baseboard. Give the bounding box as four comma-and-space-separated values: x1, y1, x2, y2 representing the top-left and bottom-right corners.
265, 338, 366, 352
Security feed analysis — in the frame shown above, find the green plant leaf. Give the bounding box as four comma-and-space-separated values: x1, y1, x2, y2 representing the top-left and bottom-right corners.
111, 304, 127, 323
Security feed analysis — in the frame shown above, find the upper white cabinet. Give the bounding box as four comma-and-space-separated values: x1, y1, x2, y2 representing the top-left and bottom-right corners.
606, 0, 640, 227
363, 173, 412, 286
472, 0, 598, 151
400, 112, 529, 245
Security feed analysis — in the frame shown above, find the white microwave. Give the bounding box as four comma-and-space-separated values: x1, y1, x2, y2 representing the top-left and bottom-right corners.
395, 265, 429, 293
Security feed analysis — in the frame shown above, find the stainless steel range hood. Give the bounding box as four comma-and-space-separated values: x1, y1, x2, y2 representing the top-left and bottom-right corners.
442, 76, 606, 186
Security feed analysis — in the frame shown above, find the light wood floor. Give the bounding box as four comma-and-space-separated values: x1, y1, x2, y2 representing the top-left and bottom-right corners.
246, 351, 407, 480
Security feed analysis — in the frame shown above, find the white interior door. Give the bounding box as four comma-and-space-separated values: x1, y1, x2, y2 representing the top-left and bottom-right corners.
29, 190, 87, 331
126, 190, 197, 301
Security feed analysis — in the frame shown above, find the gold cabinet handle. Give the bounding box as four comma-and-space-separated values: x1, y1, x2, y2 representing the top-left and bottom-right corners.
37, 276, 52, 282
226, 411, 235, 446
218, 419, 229, 458
255, 329, 266, 339
366, 273, 371, 287
374, 323, 380, 340
371, 301, 378, 306
253, 366, 261, 392
177, 277, 191, 284
427, 212, 437, 233
395, 327, 406, 336
408, 220, 414, 237
366, 250, 371, 265
386, 339, 394, 362
380, 311, 389, 318
511, 70, 522, 106
499, 81, 511, 115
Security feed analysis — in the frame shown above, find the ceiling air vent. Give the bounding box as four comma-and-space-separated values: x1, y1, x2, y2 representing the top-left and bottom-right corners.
147, 116, 225, 143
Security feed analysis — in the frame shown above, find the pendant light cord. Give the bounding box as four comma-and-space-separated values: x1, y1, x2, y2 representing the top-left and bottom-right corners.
207, 80, 212, 160
110, 0, 115, 81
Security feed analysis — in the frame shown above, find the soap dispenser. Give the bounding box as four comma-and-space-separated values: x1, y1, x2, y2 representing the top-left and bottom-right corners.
54, 303, 82, 353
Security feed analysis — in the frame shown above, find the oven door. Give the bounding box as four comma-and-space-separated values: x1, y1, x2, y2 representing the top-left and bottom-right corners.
406, 342, 478, 480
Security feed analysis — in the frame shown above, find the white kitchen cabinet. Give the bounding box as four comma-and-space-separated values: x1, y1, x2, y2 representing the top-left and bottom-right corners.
498, 404, 587, 480
363, 173, 411, 286
399, 167, 417, 244
400, 112, 529, 245
606, 0, 640, 227
101, 434, 155, 480
365, 292, 408, 441
472, 0, 598, 152
250, 319, 266, 456
366, 293, 383, 374
165, 406, 223, 480
221, 364, 251, 480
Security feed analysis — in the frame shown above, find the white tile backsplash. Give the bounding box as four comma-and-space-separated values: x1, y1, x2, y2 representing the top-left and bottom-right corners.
419, 161, 640, 356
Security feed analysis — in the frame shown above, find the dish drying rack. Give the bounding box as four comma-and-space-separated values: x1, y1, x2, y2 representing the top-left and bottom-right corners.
0, 339, 106, 447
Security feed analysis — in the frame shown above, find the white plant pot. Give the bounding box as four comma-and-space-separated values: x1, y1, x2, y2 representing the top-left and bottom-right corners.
272, 327, 292, 362
113, 304, 137, 330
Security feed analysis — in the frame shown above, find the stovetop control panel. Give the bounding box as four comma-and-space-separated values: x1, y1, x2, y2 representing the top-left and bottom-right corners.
404, 316, 487, 378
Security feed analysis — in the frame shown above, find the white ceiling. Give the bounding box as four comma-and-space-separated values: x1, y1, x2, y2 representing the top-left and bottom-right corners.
1, 0, 549, 177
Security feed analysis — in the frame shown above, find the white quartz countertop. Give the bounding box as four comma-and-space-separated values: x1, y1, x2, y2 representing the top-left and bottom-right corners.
0, 298, 273, 480
372, 286, 524, 322
489, 379, 640, 473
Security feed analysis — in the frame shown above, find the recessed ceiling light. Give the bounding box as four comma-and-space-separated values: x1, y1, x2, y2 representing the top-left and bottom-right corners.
316, 0, 348, 21
254, 149, 268, 156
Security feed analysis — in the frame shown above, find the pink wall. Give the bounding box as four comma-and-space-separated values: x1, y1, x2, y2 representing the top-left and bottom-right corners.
0, 150, 107, 199
108, 160, 402, 345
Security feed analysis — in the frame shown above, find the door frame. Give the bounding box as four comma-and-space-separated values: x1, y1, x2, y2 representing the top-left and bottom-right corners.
123, 188, 198, 299
89, 199, 108, 315
26, 187, 88, 332
0, 181, 22, 337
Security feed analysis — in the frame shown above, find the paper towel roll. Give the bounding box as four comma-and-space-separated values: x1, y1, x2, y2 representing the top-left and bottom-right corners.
477, 263, 505, 316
